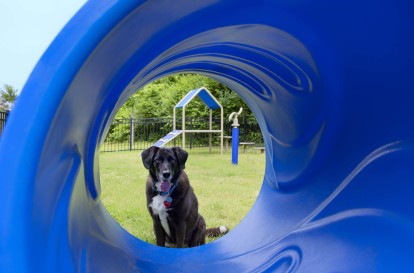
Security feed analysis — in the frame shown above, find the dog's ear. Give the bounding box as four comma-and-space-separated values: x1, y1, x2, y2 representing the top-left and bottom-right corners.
141, 146, 159, 169
172, 147, 188, 169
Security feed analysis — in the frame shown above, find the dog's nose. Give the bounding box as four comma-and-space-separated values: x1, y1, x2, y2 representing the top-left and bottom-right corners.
162, 172, 170, 179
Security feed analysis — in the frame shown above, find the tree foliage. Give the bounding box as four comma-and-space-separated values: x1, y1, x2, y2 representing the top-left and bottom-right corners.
116, 74, 254, 120
0, 84, 18, 111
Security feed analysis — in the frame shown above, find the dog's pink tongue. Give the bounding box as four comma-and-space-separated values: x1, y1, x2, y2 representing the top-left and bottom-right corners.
160, 180, 171, 192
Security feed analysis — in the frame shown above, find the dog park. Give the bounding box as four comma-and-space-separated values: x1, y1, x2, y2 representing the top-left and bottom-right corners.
1, 0, 414, 272
98, 83, 266, 246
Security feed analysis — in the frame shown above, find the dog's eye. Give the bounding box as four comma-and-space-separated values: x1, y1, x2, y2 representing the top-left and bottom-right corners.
154, 158, 163, 164
167, 156, 175, 162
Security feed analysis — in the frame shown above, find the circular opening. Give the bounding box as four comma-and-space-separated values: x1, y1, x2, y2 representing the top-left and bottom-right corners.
99, 73, 265, 246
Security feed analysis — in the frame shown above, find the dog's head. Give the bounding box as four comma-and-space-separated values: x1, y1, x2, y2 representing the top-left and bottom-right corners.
141, 146, 188, 185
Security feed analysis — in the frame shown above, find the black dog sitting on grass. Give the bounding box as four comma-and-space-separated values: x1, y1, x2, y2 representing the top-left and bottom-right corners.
141, 146, 228, 247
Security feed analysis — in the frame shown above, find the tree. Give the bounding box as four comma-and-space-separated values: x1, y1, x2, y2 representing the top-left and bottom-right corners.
107, 74, 258, 143
0, 84, 18, 111
115, 73, 254, 120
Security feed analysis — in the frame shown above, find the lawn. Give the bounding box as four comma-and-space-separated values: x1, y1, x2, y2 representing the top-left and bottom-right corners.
99, 148, 265, 244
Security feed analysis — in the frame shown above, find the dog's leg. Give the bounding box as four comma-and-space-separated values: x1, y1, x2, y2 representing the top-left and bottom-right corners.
153, 220, 166, 247
188, 216, 206, 247
175, 221, 187, 248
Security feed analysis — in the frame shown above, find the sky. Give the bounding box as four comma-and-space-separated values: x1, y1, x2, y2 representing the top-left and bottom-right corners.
0, 0, 87, 93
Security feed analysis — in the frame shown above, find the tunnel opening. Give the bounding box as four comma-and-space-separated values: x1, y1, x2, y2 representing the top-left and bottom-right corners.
98, 73, 266, 246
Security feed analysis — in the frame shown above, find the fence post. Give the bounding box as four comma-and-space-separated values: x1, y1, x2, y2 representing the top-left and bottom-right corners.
129, 117, 134, 151
189, 116, 193, 149
209, 109, 212, 153
243, 116, 247, 142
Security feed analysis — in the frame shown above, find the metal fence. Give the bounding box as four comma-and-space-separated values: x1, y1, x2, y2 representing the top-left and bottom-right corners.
101, 116, 263, 152
0, 112, 263, 152
0, 111, 9, 138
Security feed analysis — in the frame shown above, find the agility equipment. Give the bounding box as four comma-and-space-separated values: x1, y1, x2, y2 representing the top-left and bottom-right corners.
154, 130, 183, 147
155, 87, 224, 152
1, 0, 414, 272
229, 107, 243, 165
174, 87, 223, 153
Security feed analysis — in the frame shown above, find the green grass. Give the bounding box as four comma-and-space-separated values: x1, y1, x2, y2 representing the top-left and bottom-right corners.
99, 149, 265, 244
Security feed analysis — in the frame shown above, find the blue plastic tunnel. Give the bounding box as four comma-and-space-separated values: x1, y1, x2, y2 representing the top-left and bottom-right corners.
1, 0, 414, 272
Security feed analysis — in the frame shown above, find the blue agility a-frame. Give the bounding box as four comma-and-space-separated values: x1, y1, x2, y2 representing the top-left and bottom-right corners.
173, 87, 223, 153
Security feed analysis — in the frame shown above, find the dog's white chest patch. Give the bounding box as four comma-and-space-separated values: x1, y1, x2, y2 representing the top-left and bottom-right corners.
150, 195, 171, 236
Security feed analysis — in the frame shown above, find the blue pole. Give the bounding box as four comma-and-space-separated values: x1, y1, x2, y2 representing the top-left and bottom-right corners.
232, 127, 239, 165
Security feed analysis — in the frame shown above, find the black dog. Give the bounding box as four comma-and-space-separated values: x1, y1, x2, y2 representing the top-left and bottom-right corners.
141, 146, 227, 247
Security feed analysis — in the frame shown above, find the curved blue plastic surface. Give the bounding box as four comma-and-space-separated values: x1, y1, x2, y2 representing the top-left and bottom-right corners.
1, 0, 414, 272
